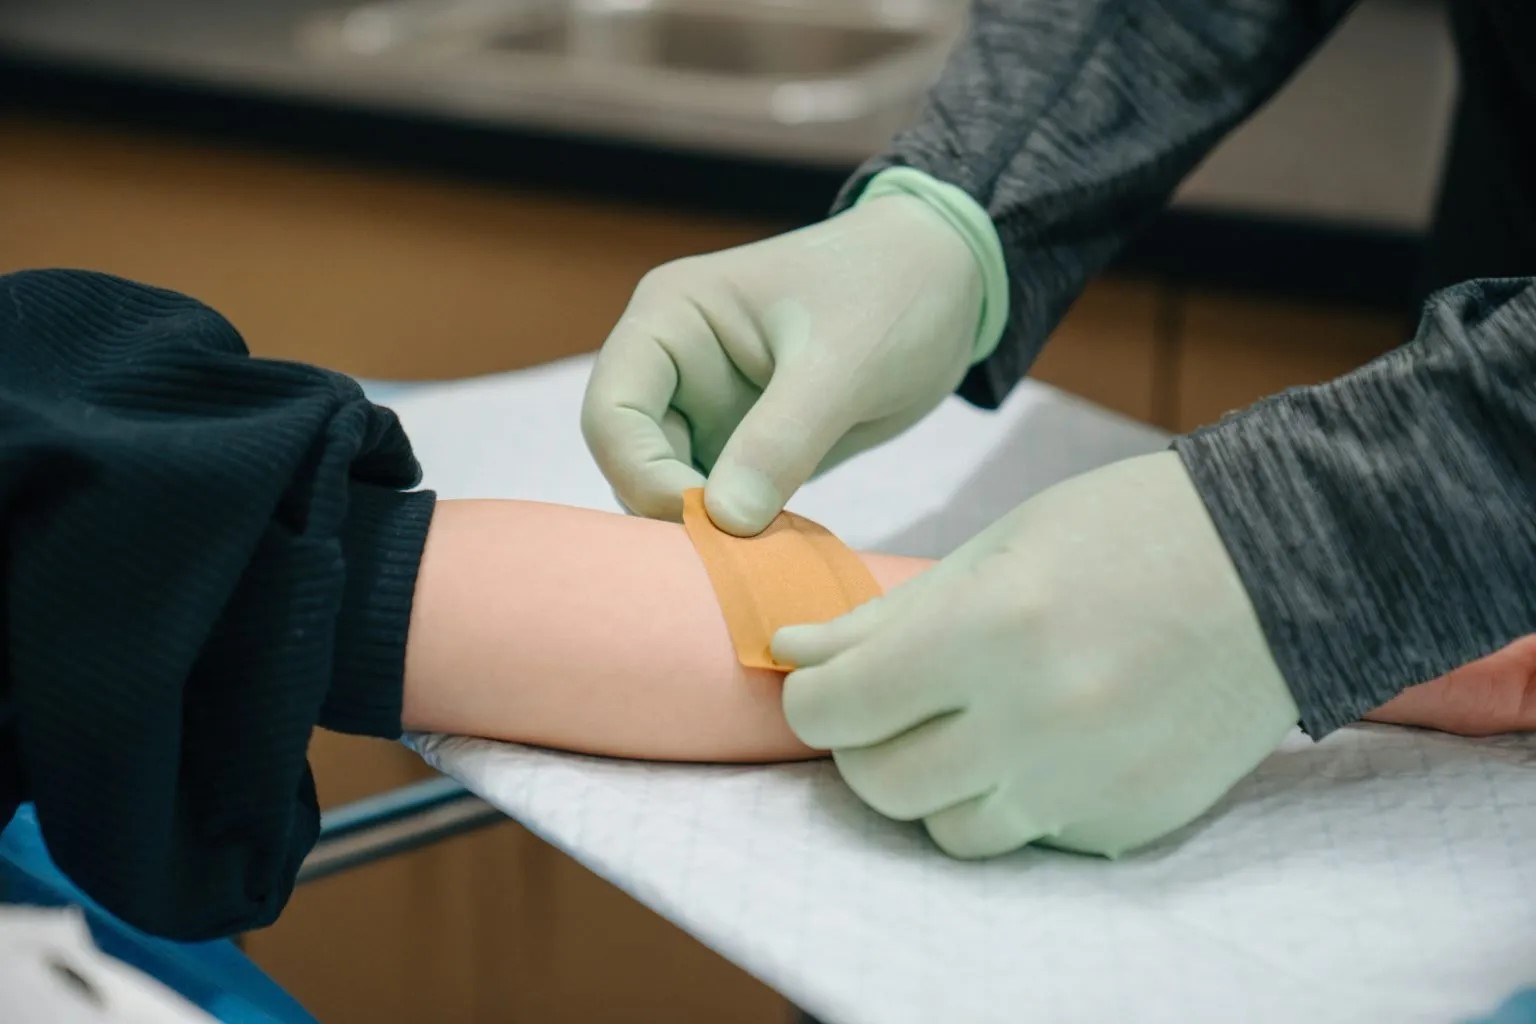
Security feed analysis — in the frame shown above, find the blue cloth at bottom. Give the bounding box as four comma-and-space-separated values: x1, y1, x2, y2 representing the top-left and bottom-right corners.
1467, 990, 1536, 1024
1, 805, 315, 1024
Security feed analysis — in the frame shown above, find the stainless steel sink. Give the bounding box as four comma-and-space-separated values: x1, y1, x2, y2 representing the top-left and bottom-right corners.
295, 0, 963, 160
315, 0, 931, 75
486, 6, 917, 78
0, 0, 963, 165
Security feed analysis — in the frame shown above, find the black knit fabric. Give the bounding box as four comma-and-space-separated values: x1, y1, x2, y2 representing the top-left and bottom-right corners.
0, 269, 435, 940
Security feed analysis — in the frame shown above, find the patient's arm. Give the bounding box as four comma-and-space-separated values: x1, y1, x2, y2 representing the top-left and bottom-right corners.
400, 499, 1534, 761
400, 499, 928, 762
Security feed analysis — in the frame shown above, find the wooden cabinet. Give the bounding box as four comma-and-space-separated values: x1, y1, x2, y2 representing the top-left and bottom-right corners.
1030, 278, 1167, 424
971, 279, 1405, 435
1168, 289, 1408, 433
0, 115, 779, 379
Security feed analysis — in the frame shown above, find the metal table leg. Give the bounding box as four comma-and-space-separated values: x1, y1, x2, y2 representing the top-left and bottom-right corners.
297, 775, 503, 885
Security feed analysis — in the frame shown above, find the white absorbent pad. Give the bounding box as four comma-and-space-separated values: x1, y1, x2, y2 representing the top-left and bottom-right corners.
377, 356, 1536, 1024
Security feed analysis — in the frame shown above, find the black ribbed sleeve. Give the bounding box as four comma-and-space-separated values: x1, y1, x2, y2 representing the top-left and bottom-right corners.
0, 270, 436, 940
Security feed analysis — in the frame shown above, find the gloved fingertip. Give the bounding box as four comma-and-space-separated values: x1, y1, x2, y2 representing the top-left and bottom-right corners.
621, 461, 706, 521
771, 623, 826, 668
705, 469, 784, 537
924, 796, 1046, 861
612, 487, 674, 522
780, 664, 846, 748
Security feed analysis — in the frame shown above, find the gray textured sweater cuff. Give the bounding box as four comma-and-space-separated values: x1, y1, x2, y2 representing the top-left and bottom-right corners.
1174, 279, 1536, 736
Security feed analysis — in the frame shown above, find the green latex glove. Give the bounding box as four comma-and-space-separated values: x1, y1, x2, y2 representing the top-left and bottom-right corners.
581, 168, 1009, 536
773, 451, 1301, 859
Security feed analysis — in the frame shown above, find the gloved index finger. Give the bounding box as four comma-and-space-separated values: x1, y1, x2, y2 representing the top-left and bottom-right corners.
704, 364, 860, 537
581, 320, 705, 521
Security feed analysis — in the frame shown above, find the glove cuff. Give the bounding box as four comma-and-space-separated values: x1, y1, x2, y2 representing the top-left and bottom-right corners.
856, 167, 1009, 365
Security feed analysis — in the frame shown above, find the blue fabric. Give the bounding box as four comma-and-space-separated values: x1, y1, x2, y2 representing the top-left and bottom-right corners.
1467, 990, 1536, 1024
1, 805, 315, 1024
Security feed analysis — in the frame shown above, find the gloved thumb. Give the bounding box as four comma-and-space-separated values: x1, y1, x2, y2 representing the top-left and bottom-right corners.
705, 372, 856, 536
772, 564, 933, 667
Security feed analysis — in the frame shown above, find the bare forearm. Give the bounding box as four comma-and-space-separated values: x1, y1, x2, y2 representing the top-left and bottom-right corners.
398, 499, 1534, 762
400, 499, 928, 762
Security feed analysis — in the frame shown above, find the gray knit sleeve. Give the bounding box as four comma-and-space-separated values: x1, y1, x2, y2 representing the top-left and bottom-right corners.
836, 0, 1355, 407
1175, 279, 1536, 737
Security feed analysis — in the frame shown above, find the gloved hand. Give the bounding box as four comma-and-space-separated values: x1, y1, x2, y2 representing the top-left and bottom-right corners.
773, 450, 1301, 859
581, 169, 1008, 536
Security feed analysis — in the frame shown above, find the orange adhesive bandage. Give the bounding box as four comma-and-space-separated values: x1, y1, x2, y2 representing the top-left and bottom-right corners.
681, 488, 882, 672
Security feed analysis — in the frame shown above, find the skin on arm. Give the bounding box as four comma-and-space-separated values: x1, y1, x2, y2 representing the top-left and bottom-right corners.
400, 499, 1533, 760
400, 499, 928, 762
1366, 634, 1536, 736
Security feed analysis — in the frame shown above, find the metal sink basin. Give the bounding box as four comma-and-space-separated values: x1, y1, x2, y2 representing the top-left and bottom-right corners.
296, 0, 964, 161
307, 0, 946, 73
0, 0, 963, 165
454, 3, 921, 80
485, 5, 917, 79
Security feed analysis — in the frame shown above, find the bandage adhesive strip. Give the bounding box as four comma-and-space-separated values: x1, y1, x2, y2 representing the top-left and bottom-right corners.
681, 488, 882, 672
